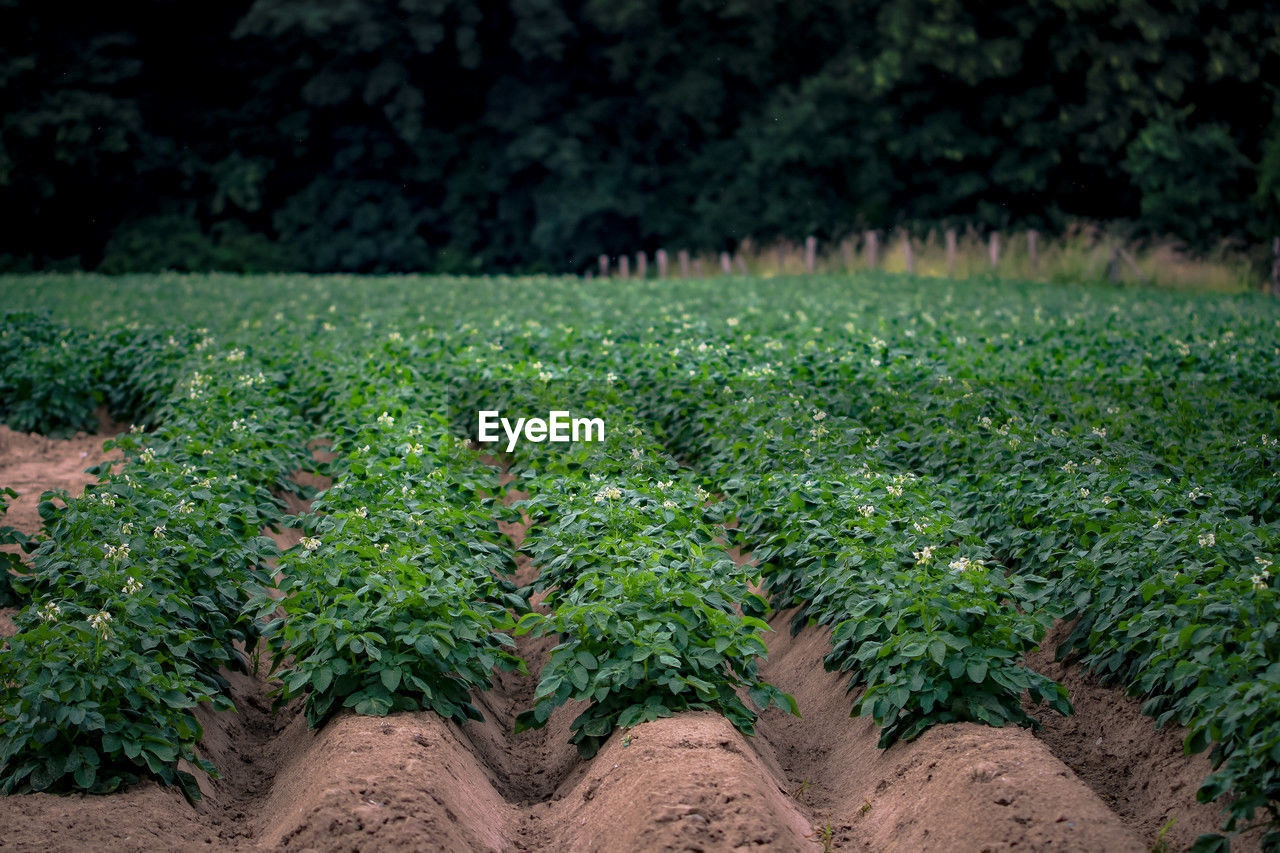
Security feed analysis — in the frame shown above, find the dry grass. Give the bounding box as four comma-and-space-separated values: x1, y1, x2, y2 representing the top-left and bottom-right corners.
659, 223, 1266, 294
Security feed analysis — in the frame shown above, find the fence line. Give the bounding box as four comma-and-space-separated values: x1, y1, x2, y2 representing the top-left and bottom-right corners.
585, 230, 1279, 292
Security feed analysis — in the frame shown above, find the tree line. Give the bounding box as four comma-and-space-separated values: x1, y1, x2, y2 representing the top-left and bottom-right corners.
1, 0, 1277, 274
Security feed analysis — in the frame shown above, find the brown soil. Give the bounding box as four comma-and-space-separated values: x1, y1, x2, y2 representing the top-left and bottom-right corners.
0, 452, 1234, 852
754, 615, 1142, 851
0, 421, 123, 545
1026, 620, 1263, 851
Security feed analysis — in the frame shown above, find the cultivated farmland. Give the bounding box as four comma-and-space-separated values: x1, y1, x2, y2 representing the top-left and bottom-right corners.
0, 272, 1277, 852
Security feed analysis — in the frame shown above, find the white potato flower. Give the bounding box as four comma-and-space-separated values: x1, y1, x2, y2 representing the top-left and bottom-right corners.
593, 486, 623, 503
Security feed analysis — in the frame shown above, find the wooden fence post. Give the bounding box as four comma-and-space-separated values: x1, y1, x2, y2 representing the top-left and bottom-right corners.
989, 231, 1000, 270
1106, 245, 1121, 283
945, 229, 957, 278
865, 231, 879, 269
656, 248, 669, 279
598, 254, 609, 278
841, 238, 854, 271
805, 236, 817, 273
1118, 246, 1148, 283
636, 251, 647, 279
678, 249, 690, 278
693, 257, 704, 278
1272, 237, 1279, 296
735, 254, 749, 274
618, 255, 630, 280
1028, 230, 1039, 275
720, 252, 732, 274
903, 232, 914, 274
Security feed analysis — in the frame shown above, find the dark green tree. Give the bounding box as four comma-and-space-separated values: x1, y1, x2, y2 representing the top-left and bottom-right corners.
1, 0, 1276, 272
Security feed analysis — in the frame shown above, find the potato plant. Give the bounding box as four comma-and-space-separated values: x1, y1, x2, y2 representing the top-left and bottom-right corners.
258, 417, 527, 727
507, 390, 796, 757
0, 487, 24, 607
1, 346, 313, 798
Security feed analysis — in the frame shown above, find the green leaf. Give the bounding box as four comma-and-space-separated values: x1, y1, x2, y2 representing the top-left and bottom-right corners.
312, 667, 333, 693
966, 660, 988, 684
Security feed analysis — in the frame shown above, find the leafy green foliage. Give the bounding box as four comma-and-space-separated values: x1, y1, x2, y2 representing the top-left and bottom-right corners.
0, 311, 202, 434
0, 603, 222, 800
0, 486, 26, 607
620, 367, 1069, 746
505, 390, 796, 757
258, 419, 526, 728
1123, 111, 1253, 243
0, 312, 101, 435
1, 270, 1277, 847
1, 340, 312, 798
98, 215, 296, 275
4, 2, 1280, 270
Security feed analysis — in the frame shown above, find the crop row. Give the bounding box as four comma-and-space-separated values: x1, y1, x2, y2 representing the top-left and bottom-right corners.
558, 315, 1279, 847
473, 308, 1277, 845
0, 311, 202, 436
1, 343, 314, 797
254, 336, 526, 728
463, 328, 1070, 746
463, 362, 795, 757
610, 365, 1068, 747
806, 360, 1280, 844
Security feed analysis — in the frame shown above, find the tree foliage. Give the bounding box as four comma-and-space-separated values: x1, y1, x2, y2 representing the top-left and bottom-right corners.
0, 0, 1277, 272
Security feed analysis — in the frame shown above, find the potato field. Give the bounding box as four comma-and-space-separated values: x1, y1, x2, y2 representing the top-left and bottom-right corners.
0, 272, 1277, 852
